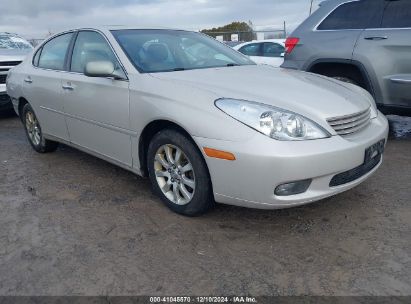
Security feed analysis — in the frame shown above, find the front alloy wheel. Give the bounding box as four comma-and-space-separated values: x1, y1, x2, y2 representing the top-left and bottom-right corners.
147, 129, 214, 216
154, 144, 196, 205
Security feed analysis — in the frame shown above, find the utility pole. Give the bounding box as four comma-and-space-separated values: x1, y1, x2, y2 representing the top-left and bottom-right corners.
309, 0, 314, 15
283, 21, 286, 38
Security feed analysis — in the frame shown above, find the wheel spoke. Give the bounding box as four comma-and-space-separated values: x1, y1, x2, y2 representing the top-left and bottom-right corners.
165, 145, 175, 165
174, 149, 182, 166
155, 154, 170, 169
179, 184, 192, 200
181, 163, 193, 173
155, 170, 169, 178
162, 182, 172, 193
182, 176, 195, 190
34, 133, 41, 145
173, 184, 180, 203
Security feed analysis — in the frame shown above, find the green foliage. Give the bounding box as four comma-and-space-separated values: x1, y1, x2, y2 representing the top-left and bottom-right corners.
201, 21, 256, 42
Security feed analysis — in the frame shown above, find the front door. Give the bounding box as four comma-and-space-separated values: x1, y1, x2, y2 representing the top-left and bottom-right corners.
60, 30, 132, 166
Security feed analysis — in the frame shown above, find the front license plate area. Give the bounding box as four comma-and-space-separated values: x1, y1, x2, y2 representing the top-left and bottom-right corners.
365, 139, 385, 164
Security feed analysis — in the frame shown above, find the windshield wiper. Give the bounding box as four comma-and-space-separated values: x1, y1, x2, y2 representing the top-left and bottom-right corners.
226, 63, 240, 67
173, 67, 185, 71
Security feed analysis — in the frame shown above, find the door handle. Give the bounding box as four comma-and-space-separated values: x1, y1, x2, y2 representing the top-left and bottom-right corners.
364, 36, 388, 41
62, 84, 74, 91
24, 77, 33, 84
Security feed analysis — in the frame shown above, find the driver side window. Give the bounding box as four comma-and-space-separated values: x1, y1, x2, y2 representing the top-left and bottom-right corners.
70, 31, 121, 74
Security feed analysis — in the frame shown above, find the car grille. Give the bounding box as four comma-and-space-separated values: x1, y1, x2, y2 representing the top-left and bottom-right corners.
0, 61, 22, 67
0, 74, 7, 84
327, 107, 371, 136
330, 154, 381, 187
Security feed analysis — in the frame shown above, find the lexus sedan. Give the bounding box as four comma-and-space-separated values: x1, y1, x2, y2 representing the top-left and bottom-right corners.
6, 26, 389, 216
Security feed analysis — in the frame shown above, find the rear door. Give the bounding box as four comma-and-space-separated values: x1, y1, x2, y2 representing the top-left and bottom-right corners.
297, 0, 382, 67
354, 0, 411, 108
22, 32, 74, 141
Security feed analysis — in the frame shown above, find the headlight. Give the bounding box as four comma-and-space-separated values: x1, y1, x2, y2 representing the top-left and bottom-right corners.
215, 99, 331, 141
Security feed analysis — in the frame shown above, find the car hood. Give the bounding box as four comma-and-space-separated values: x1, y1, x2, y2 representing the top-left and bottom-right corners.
150, 65, 374, 124
0, 49, 31, 61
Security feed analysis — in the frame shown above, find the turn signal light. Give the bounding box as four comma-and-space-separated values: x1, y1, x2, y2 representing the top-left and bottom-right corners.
203, 148, 236, 161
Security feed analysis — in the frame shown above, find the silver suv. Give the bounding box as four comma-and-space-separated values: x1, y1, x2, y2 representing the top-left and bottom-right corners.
0, 33, 33, 111
282, 0, 411, 114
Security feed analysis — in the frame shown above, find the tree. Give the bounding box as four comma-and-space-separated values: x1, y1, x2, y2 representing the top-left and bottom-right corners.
201, 21, 255, 42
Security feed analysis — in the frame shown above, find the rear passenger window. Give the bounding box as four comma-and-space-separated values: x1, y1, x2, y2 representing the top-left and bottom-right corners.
381, 0, 411, 28
263, 43, 284, 57
318, 0, 381, 30
239, 43, 261, 56
38, 33, 73, 70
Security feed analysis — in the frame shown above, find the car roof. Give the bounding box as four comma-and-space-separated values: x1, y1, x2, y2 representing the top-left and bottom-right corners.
233, 39, 285, 49
68, 25, 190, 32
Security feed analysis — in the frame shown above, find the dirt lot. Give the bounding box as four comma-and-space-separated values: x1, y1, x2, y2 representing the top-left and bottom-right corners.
0, 113, 410, 296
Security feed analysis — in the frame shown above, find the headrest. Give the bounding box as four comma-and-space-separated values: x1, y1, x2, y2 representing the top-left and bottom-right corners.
147, 43, 168, 62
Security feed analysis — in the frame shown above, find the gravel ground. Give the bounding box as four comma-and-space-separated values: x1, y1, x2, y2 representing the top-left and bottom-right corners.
0, 113, 410, 296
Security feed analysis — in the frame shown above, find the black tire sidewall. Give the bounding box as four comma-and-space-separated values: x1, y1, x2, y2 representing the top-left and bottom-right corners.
147, 129, 214, 216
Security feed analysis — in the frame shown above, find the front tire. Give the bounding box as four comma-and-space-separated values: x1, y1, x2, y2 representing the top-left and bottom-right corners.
147, 129, 214, 216
22, 103, 58, 153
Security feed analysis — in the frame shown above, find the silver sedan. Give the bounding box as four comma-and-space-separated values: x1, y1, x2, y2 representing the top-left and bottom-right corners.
6, 26, 389, 216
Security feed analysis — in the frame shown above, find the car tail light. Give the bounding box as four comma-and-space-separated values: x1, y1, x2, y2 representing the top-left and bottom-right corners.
285, 37, 300, 54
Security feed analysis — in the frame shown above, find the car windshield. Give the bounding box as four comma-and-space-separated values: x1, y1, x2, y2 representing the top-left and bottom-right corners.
111, 29, 255, 73
0, 34, 33, 50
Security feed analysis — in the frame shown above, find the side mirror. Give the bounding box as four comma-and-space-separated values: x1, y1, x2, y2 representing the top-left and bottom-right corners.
84, 61, 126, 80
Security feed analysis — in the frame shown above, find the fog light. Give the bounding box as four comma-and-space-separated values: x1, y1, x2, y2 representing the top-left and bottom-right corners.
275, 179, 312, 196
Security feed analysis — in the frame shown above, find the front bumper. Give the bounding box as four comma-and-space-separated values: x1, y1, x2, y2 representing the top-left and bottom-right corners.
0, 84, 12, 110
194, 113, 389, 209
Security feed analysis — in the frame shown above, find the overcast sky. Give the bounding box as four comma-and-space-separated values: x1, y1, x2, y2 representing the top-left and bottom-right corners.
0, 0, 321, 39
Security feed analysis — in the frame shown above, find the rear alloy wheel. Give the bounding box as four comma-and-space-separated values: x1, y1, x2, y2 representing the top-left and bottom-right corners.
22, 103, 58, 153
147, 129, 214, 216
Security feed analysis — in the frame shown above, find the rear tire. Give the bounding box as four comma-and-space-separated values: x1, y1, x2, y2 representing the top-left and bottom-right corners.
22, 103, 59, 153
147, 129, 214, 216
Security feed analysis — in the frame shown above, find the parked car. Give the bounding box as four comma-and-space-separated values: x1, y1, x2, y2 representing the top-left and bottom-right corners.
0, 32, 32, 111
282, 0, 411, 115
7, 27, 388, 216
224, 41, 243, 48
234, 39, 285, 67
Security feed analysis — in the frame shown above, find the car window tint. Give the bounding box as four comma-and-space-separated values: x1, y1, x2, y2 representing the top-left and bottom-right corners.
318, 0, 381, 30
71, 31, 120, 73
263, 43, 284, 57
239, 43, 261, 56
38, 33, 73, 70
381, 0, 411, 28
